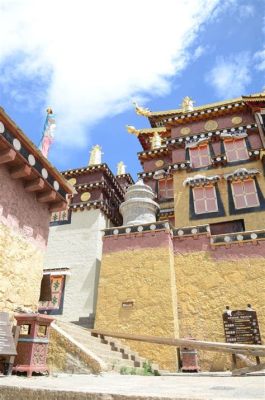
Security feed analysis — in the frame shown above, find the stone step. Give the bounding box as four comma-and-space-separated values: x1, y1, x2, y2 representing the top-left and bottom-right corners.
54, 321, 161, 374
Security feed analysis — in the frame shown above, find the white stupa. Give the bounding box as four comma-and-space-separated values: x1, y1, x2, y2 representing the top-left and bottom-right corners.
119, 179, 160, 226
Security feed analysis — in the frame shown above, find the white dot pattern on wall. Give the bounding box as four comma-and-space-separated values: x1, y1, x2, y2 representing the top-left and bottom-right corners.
28, 154, 36, 166
0, 121, 5, 133
41, 168, 48, 179
13, 138, 21, 151
53, 181, 59, 191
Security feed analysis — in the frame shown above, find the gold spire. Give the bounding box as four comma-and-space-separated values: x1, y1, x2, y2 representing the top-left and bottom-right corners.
88, 145, 102, 166
126, 125, 139, 136
117, 161, 126, 175
150, 132, 162, 149
133, 101, 151, 117
181, 96, 195, 112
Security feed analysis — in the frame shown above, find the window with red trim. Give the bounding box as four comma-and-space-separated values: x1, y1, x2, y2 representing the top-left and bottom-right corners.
224, 138, 249, 162
231, 179, 259, 209
189, 144, 211, 168
193, 185, 218, 214
159, 178, 174, 199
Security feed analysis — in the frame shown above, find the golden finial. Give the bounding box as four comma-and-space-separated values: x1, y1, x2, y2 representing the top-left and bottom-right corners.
126, 125, 139, 136
117, 161, 126, 176
133, 101, 151, 117
88, 145, 103, 166
181, 96, 195, 112
150, 132, 162, 149
46, 107, 53, 114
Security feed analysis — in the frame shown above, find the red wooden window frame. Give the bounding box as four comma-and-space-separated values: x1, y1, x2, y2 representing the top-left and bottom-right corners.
193, 185, 218, 214
189, 144, 211, 168
231, 179, 260, 209
159, 178, 174, 199
224, 138, 249, 162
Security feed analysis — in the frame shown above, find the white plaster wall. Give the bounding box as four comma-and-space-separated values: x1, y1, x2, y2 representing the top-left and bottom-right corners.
44, 209, 108, 322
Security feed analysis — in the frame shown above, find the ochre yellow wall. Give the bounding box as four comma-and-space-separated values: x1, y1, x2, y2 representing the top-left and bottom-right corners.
174, 160, 265, 230
174, 249, 265, 371
95, 246, 179, 371
0, 223, 44, 315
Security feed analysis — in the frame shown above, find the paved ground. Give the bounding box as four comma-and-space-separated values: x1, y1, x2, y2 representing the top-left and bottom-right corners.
0, 372, 264, 399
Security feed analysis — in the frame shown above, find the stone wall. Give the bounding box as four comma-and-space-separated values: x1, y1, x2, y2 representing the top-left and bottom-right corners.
0, 224, 44, 314
44, 209, 108, 323
174, 235, 265, 371
0, 165, 50, 315
95, 227, 265, 372
95, 230, 179, 371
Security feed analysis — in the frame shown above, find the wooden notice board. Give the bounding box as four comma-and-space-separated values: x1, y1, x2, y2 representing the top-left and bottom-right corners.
0, 312, 17, 356
223, 310, 262, 345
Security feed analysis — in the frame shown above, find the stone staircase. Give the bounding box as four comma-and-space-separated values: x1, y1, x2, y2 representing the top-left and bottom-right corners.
55, 320, 160, 374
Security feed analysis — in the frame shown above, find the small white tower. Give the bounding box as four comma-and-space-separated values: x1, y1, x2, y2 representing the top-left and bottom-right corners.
88, 145, 102, 166
117, 161, 126, 175
119, 179, 160, 226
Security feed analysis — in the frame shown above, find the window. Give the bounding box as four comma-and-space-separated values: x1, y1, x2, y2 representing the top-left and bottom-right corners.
231, 179, 260, 209
159, 178, 173, 199
39, 275, 65, 312
224, 138, 249, 162
193, 185, 218, 214
189, 144, 211, 168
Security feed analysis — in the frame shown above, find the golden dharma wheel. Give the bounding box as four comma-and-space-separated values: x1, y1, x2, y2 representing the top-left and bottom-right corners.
81, 192, 91, 202
155, 160, 164, 168
232, 116, 243, 125
68, 178, 77, 186
180, 127, 191, 136
204, 120, 218, 131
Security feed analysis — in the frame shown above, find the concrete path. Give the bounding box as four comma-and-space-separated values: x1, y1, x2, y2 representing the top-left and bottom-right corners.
0, 372, 264, 400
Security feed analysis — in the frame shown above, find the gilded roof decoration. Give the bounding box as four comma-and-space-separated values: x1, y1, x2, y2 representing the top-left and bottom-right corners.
146, 92, 265, 118
133, 101, 151, 117
126, 125, 139, 136
181, 96, 195, 112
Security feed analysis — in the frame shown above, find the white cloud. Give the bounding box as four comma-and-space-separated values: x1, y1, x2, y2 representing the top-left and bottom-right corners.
239, 4, 255, 18
206, 53, 252, 98
255, 49, 265, 71
0, 0, 221, 148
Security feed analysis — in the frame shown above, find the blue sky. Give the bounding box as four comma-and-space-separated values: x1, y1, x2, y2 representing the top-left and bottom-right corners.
0, 0, 264, 180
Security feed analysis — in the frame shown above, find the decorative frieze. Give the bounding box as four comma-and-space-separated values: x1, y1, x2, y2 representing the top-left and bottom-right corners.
0, 123, 69, 201
166, 125, 257, 147
183, 174, 221, 187
103, 221, 170, 237
224, 168, 260, 181
211, 229, 265, 246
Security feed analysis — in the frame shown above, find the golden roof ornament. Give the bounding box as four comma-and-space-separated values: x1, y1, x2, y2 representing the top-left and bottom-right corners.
181, 96, 195, 112
88, 145, 103, 166
117, 161, 126, 176
126, 125, 139, 136
150, 132, 162, 149
133, 101, 151, 117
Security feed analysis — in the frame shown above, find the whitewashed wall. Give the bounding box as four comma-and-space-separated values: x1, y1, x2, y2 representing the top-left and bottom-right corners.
44, 209, 109, 323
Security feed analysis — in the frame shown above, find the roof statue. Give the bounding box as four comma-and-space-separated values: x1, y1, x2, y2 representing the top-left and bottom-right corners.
88, 145, 103, 166
181, 96, 195, 113
38, 108, 56, 158
117, 161, 126, 175
151, 132, 162, 149
126, 125, 139, 136
133, 101, 151, 117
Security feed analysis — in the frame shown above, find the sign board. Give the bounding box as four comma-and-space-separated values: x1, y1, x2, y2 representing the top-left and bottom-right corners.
0, 312, 17, 356
223, 310, 262, 345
